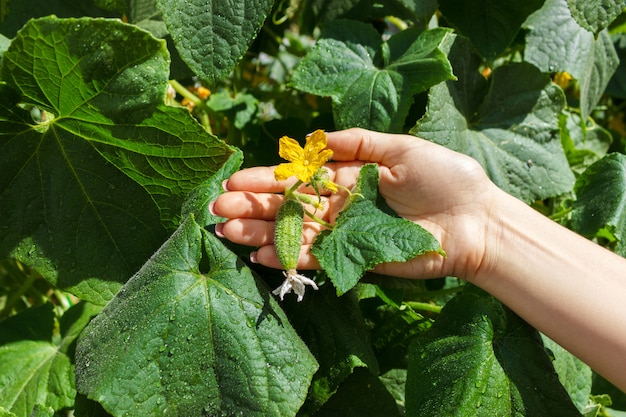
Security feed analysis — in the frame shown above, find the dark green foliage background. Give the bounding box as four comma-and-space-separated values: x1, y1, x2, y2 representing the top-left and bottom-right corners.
1, 0, 625, 416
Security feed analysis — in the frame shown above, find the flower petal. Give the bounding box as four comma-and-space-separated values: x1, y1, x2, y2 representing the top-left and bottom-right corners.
304, 130, 328, 155
274, 162, 298, 181
278, 136, 304, 162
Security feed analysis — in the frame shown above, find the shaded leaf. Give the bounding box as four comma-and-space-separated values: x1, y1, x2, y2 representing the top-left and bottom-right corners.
75, 216, 318, 417
283, 286, 379, 415
571, 153, 626, 256
412, 34, 574, 203
0, 302, 100, 417
606, 33, 626, 99
155, 0, 274, 85
0, 17, 235, 305
311, 164, 442, 295
291, 20, 454, 132
406, 288, 582, 416
438, 0, 544, 60
0, 0, 116, 38
560, 110, 612, 175
524, 0, 619, 121
312, 368, 400, 417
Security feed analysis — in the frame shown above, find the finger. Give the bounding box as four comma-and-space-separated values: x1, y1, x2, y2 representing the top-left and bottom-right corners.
213, 191, 283, 220
225, 166, 292, 193
213, 191, 332, 221
218, 218, 324, 247
254, 244, 321, 270
326, 128, 421, 166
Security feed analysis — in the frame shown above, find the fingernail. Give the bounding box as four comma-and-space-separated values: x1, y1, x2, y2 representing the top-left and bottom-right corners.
249, 251, 259, 263
221, 179, 230, 191
214, 223, 225, 238
208, 201, 218, 216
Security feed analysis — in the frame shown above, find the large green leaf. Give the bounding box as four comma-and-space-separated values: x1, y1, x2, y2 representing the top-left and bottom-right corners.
571, 153, 626, 257
311, 164, 443, 295
560, 110, 612, 175
75, 216, 318, 417
406, 288, 582, 417
155, 0, 273, 85
606, 33, 626, 99
412, 35, 574, 203
541, 334, 593, 413
291, 20, 454, 132
438, 0, 544, 60
566, 0, 626, 34
0, 302, 101, 417
0, 17, 235, 305
524, 0, 620, 121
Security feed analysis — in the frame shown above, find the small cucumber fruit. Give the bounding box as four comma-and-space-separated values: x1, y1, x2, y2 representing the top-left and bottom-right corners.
274, 198, 304, 271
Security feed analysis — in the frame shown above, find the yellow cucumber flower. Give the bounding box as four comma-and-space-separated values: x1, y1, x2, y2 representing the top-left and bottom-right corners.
274, 130, 334, 183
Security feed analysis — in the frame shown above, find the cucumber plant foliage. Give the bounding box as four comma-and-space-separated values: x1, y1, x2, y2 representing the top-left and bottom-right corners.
1, 0, 625, 416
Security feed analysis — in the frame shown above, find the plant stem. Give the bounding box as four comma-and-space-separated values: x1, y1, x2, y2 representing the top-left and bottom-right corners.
1, 268, 38, 318
405, 301, 442, 314
284, 180, 303, 198
303, 208, 334, 229
169, 80, 202, 106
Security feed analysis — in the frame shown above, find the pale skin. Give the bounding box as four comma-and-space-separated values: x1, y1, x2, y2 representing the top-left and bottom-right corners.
211, 128, 626, 392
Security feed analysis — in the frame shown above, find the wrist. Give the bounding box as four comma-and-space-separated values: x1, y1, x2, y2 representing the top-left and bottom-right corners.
465, 186, 528, 288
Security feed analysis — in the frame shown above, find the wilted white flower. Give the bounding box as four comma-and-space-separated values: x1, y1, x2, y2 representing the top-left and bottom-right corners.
273, 269, 318, 302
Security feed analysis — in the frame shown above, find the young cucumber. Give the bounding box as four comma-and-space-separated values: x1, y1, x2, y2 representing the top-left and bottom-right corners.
274, 198, 305, 271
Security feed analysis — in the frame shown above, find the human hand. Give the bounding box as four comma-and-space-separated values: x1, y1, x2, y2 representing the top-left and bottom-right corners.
212, 128, 499, 282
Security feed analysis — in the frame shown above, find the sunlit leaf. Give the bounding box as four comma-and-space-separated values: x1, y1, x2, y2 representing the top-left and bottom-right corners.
406, 288, 582, 416
571, 153, 626, 257
524, 0, 619, 121
0, 17, 235, 304
412, 34, 574, 203
311, 164, 442, 295
75, 216, 318, 417
291, 20, 454, 132
566, 0, 626, 34
156, 0, 273, 85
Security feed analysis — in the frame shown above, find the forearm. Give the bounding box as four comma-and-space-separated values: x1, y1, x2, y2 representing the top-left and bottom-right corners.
473, 188, 626, 391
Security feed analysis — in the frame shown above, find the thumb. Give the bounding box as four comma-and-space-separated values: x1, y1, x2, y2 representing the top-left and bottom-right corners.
326, 128, 420, 167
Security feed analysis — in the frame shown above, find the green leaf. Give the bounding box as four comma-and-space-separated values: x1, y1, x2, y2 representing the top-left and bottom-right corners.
0, 17, 235, 305
0, 302, 100, 417
524, 0, 620, 121
438, 0, 544, 60
75, 215, 318, 417
291, 20, 454, 132
566, 0, 626, 34
406, 288, 582, 417
560, 110, 612, 175
155, 0, 273, 85
571, 153, 626, 256
412, 34, 574, 203
379, 368, 407, 413
181, 149, 243, 227
606, 34, 626, 99
541, 334, 593, 413
311, 164, 442, 296
283, 286, 379, 415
